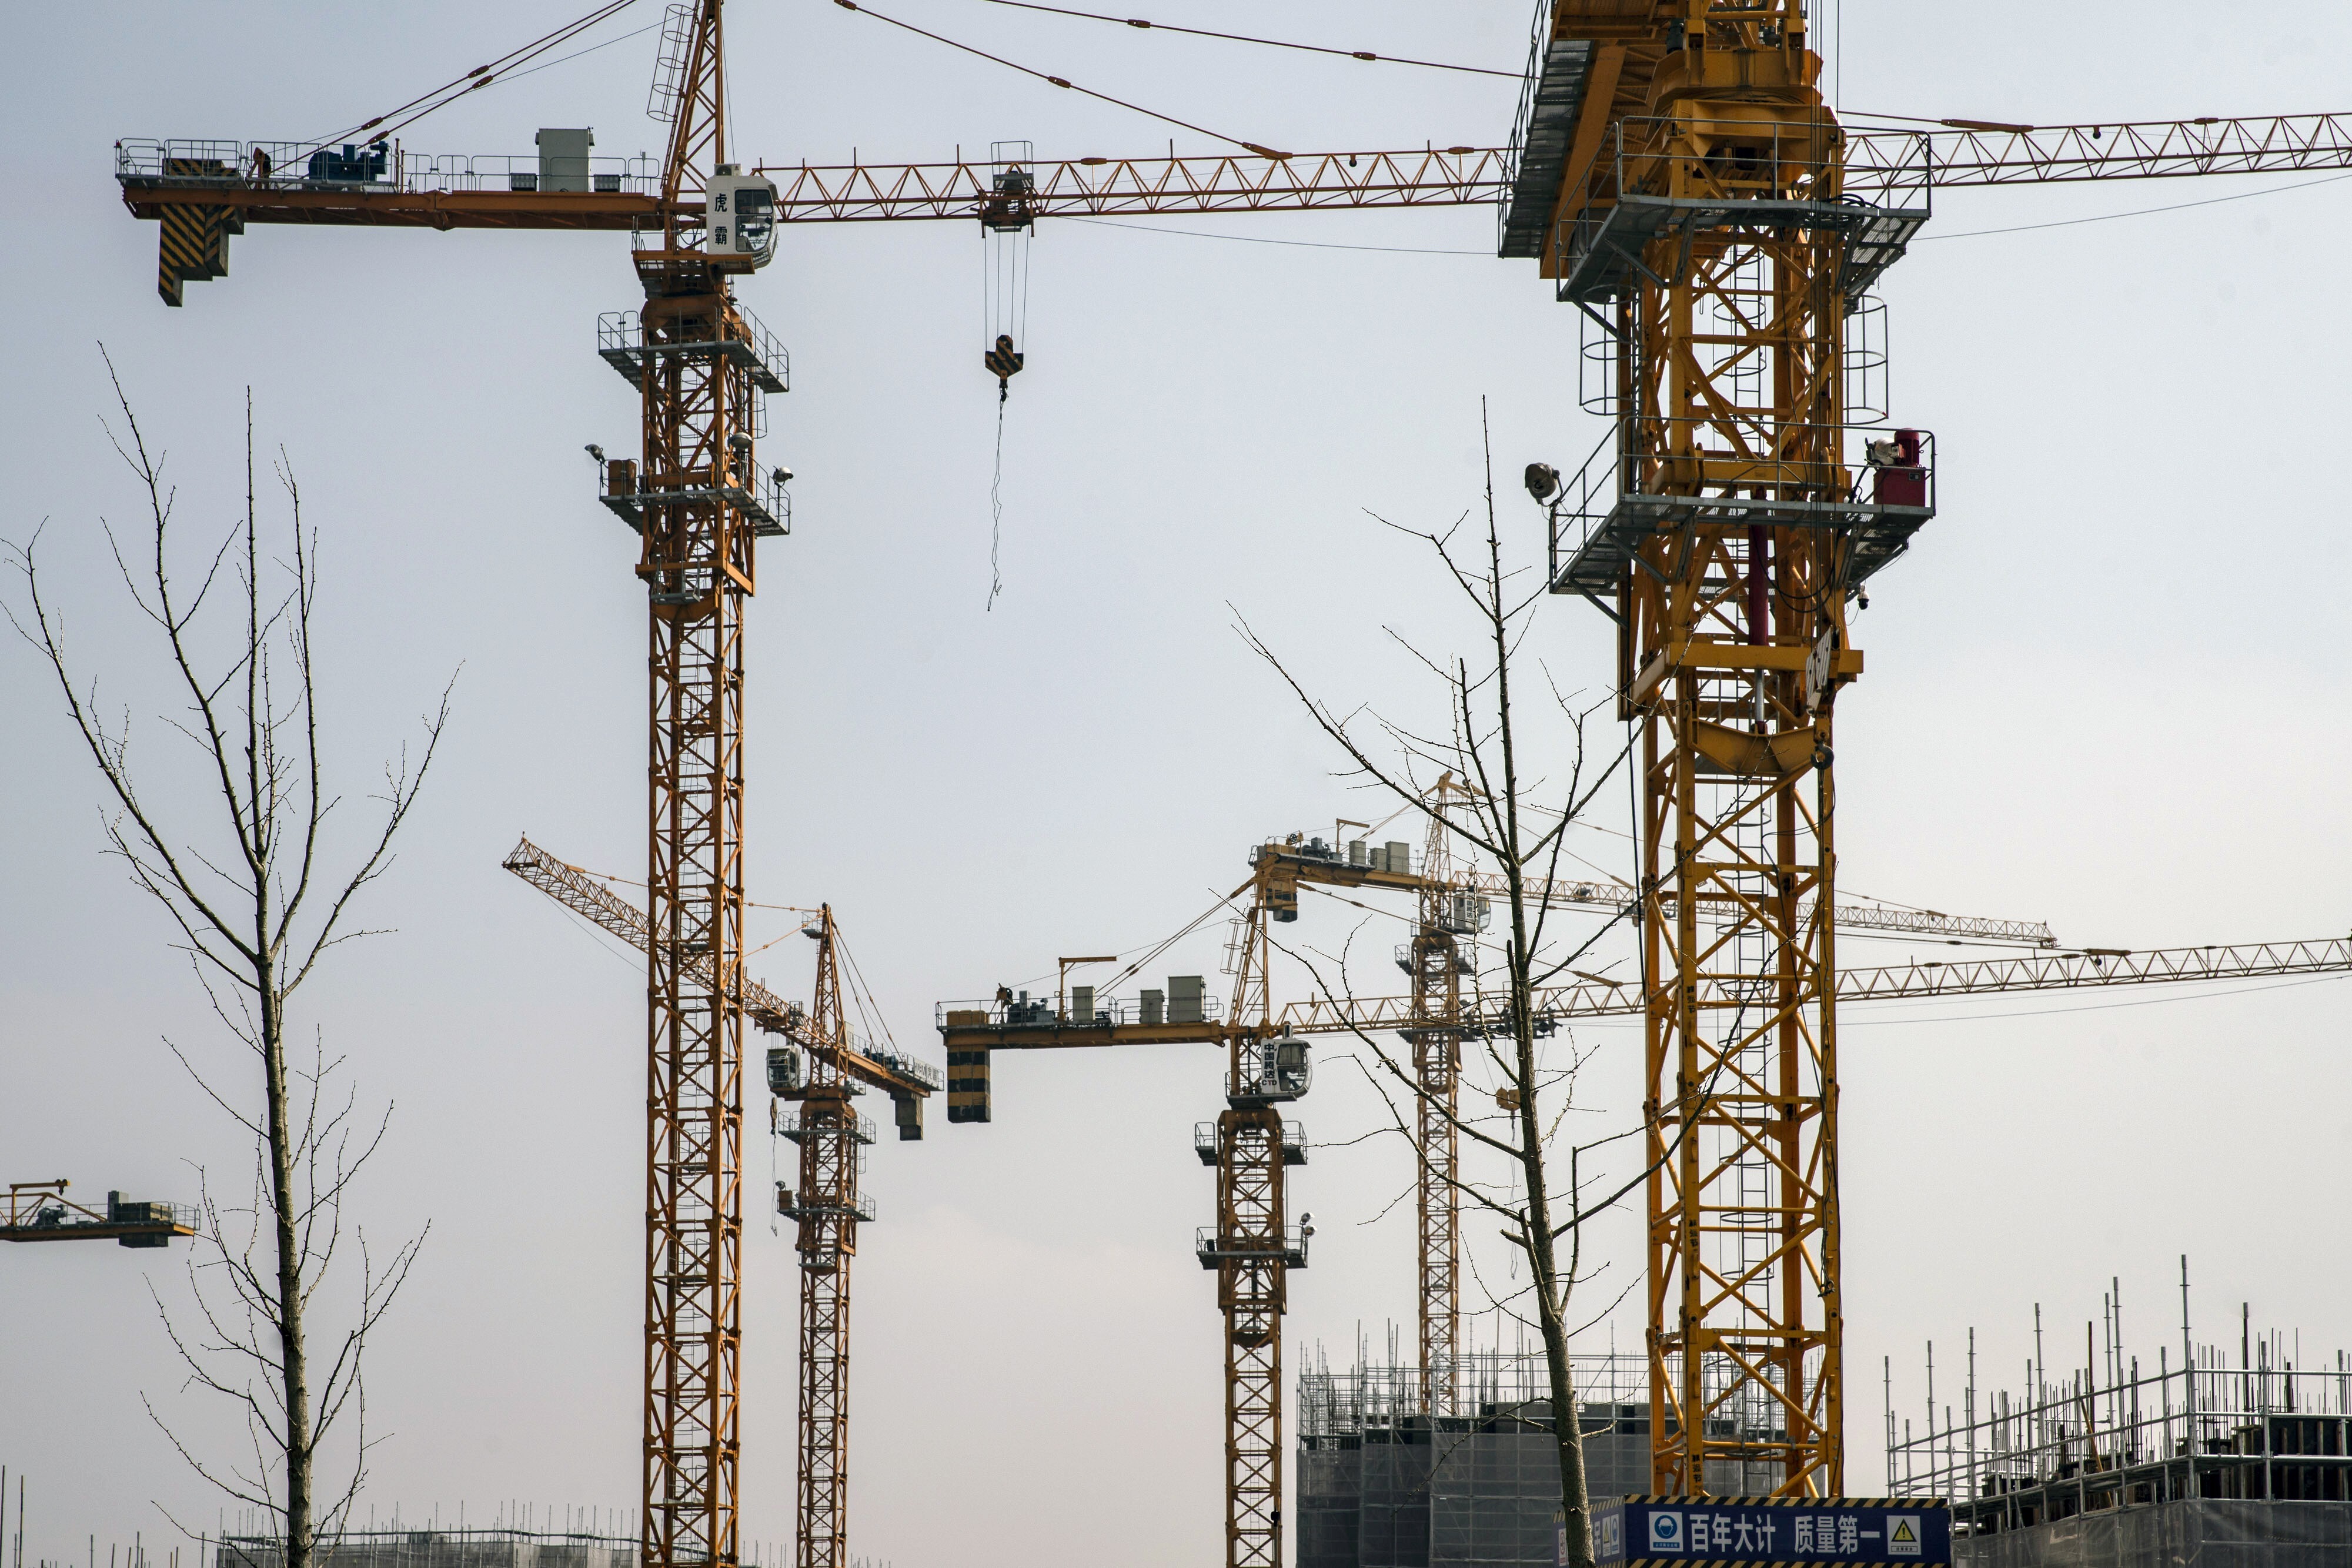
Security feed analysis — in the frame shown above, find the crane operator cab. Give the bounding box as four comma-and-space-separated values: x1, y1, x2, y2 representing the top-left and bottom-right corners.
705, 165, 780, 270
1232, 1034, 1313, 1107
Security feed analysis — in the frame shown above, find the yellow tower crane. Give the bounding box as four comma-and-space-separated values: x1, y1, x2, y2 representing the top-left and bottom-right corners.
119, 2, 2352, 1544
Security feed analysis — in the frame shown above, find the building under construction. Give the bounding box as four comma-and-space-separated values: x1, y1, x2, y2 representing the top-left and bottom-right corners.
1297, 1349, 1798, 1568
1886, 1276, 2352, 1567
210, 1527, 634, 1568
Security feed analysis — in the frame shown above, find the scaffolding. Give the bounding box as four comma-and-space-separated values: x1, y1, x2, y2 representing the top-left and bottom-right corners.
1886, 1271, 2352, 1564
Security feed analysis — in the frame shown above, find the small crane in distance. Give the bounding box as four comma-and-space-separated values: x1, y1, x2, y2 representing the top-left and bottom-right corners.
500, 836, 936, 1568
3, 1180, 196, 1248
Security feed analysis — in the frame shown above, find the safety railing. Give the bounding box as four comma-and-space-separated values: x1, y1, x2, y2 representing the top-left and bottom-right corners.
1194, 1121, 1307, 1165
1195, 1225, 1311, 1267
779, 1108, 877, 1145
1547, 417, 1936, 585
1393, 942, 1478, 978
116, 139, 663, 196
596, 307, 789, 395
2, 1187, 198, 1234
841, 1031, 937, 1091
1551, 116, 1931, 305
779, 1185, 877, 1224
1252, 836, 1417, 877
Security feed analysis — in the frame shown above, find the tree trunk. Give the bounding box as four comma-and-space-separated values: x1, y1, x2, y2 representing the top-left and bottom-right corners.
259, 969, 313, 1568
1519, 1018, 1595, 1568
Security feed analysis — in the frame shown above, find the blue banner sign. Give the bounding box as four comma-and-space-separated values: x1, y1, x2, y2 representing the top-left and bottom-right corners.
1593, 1497, 1950, 1565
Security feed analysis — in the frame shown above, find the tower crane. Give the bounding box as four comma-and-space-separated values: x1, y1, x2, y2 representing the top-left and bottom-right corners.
2, 1181, 196, 1248
115, 1, 2352, 1547
500, 837, 936, 1568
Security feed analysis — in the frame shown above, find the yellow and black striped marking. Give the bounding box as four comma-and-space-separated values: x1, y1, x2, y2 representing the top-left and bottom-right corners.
156, 159, 235, 307
944, 1036, 991, 1123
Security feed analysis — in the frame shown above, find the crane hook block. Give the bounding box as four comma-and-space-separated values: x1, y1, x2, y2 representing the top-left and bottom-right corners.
985, 333, 1025, 400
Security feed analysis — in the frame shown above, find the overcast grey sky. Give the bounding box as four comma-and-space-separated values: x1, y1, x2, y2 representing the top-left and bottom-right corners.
6, 3, 2351, 1564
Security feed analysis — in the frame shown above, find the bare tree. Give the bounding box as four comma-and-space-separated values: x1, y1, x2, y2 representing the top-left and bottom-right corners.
1241, 407, 1652, 1568
6, 356, 449, 1568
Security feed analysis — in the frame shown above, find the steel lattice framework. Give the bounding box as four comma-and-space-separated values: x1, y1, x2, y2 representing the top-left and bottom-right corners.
1217, 877, 1289, 1568
789, 909, 857, 1568
1405, 788, 1471, 1419
637, 8, 750, 1565
1536, 0, 1869, 1499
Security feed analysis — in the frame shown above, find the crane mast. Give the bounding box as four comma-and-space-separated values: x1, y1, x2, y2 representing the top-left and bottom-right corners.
1403, 785, 1473, 1419
630, 6, 767, 1566
783, 908, 858, 1568
1215, 874, 1294, 1568
1533, 0, 1921, 1498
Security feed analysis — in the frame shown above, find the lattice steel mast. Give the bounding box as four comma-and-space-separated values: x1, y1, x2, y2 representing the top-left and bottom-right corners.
627, 6, 774, 1563
1539, 1, 1932, 1497
1215, 881, 1298, 1568
1404, 784, 1471, 1417
781, 908, 858, 1568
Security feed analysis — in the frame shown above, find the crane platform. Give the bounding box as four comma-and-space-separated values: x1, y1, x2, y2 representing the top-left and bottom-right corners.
597, 310, 789, 395
4, 1183, 198, 1248
1556, 189, 1929, 307
778, 1189, 877, 1225
1195, 1121, 1309, 1168
599, 477, 790, 539
1546, 422, 1936, 602
1195, 1225, 1309, 1270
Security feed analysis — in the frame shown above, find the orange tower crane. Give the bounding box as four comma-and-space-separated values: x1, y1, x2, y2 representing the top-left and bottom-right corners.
125, 9, 794, 1562
501, 838, 935, 1568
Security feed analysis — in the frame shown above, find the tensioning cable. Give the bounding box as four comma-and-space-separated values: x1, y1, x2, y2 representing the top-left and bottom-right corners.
971, 1, 1518, 78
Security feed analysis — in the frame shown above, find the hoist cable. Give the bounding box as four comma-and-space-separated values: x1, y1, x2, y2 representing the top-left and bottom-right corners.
974, 0, 1518, 78
988, 400, 1007, 610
